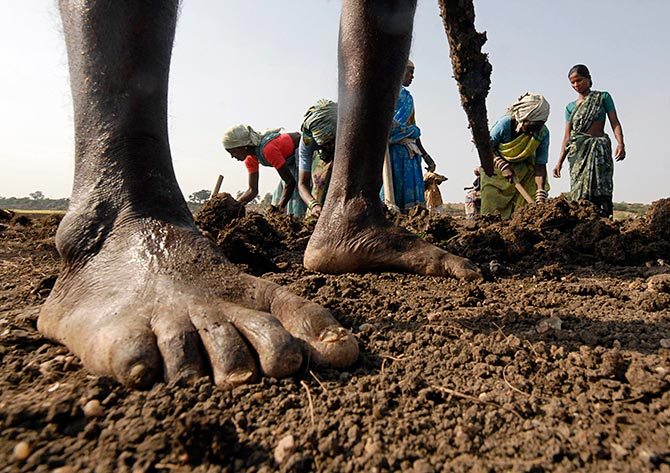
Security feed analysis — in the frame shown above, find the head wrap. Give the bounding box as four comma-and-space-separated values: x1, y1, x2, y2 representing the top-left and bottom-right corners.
507, 93, 550, 131
301, 99, 338, 146
222, 124, 261, 149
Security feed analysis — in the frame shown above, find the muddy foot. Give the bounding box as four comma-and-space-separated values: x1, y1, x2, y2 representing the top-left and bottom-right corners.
304, 197, 482, 280
38, 217, 358, 389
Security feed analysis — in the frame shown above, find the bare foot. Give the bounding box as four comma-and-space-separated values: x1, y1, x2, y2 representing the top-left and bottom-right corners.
304, 197, 482, 281
38, 213, 358, 389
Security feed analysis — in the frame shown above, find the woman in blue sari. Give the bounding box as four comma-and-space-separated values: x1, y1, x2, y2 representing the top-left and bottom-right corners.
387, 60, 436, 211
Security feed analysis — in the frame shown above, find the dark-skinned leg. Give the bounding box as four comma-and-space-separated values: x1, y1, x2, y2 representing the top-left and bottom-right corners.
38, 0, 357, 389
304, 0, 481, 281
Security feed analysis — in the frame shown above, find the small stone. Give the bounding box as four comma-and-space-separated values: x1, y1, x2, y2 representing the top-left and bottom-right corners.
489, 260, 502, 274
52, 467, 75, 473
413, 458, 435, 473
83, 399, 104, 418
426, 312, 440, 322
660, 339, 670, 349
647, 274, 670, 293
364, 437, 378, 455
13, 441, 31, 461
639, 449, 661, 465
536, 316, 562, 334
358, 323, 375, 333
610, 442, 628, 458
274, 434, 295, 464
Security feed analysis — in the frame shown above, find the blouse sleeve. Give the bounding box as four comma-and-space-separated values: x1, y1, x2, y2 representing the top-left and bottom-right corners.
244, 155, 259, 174
534, 128, 550, 165
489, 115, 509, 151
298, 139, 318, 172
565, 102, 575, 122
602, 91, 616, 114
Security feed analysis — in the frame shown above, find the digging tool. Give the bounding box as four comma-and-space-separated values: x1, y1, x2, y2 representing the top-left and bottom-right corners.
211, 174, 223, 197
512, 175, 535, 204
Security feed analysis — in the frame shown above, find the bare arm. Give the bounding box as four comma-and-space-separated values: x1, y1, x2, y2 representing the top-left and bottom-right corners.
275, 163, 296, 209
416, 137, 436, 172
608, 109, 626, 161
298, 169, 321, 217
553, 121, 572, 178
238, 172, 259, 205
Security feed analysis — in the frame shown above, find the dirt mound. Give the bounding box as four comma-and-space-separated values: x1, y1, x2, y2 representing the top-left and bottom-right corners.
194, 197, 670, 280
195, 196, 312, 275
194, 192, 246, 236
647, 198, 670, 241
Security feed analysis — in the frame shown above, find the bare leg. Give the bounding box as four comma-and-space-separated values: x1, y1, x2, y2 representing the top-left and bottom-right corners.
305, 0, 481, 281
38, 0, 357, 389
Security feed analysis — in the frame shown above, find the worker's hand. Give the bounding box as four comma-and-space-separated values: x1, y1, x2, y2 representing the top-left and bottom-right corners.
309, 204, 322, 219
552, 164, 562, 178
307, 199, 322, 219
614, 143, 626, 161
423, 154, 436, 172
501, 166, 514, 182
535, 189, 548, 204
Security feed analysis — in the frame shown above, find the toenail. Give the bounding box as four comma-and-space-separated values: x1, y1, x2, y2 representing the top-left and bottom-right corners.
178, 368, 200, 381
320, 327, 347, 343
128, 363, 148, 384
227, 370, 254, 385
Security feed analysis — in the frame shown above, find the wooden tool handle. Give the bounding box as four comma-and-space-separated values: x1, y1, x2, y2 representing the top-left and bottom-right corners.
512, 175, 535, 204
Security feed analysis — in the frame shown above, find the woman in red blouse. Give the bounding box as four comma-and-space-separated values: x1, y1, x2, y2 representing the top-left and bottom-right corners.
222, 124, 305, 216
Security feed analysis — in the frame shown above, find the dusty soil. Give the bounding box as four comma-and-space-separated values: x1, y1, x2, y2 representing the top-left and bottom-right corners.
2, 196, 670, 472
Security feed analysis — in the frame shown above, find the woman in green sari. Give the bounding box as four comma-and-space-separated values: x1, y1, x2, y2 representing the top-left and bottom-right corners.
297, 99, 338, 220
480, 93, 551, 218
553, 64, 626, 218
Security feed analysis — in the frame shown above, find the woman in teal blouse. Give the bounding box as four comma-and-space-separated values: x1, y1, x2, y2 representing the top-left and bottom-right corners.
553, 64, 626, 218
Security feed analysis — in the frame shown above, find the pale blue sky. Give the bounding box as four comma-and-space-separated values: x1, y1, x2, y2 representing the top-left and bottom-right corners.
1, 1, 668, 204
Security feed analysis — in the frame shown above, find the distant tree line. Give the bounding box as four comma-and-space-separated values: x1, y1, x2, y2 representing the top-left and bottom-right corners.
2, 190, 651, 217
0, 191, 69, 211
612, 202, 649, 216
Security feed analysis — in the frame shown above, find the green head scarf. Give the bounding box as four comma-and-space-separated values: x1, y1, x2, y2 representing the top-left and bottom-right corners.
301, 99, 337, 146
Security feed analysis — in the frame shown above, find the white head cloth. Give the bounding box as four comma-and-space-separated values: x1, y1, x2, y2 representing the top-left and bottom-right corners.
222, 124, 261, 149
508, 93, 550, 131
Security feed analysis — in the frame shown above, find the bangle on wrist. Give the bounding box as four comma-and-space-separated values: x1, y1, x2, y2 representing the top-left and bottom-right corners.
494, 157, 510, 172
308, 199, 320, 210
